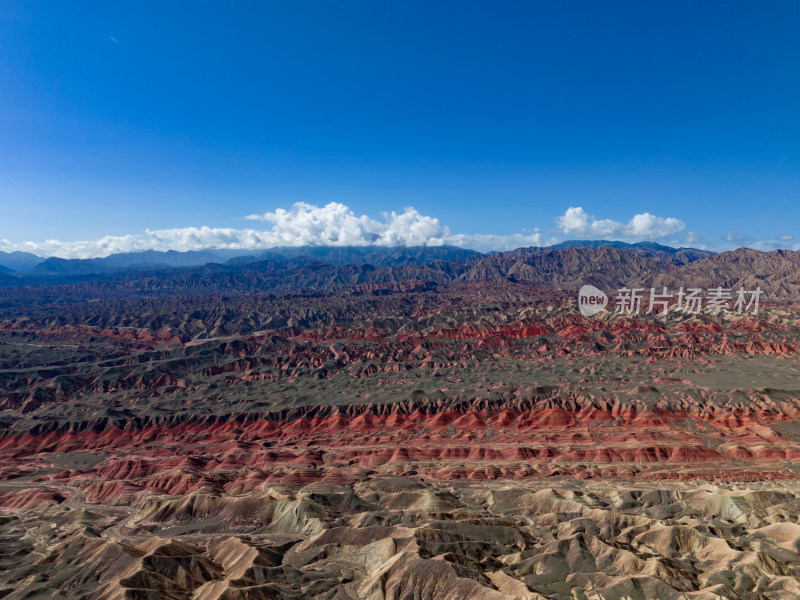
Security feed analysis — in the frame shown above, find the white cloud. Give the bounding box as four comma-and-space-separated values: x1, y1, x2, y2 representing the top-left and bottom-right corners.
683, 231, 704, 246
0, 202, 702, 259
716, 233, 800, 252
444, 233, 552, 252
0, 202, 550, 258
246, 202, 448, 247
723, 232, 744, 243
556, 206, 685, 240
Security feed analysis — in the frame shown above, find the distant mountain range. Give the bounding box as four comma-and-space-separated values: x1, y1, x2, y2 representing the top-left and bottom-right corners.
17, 249, 256, 277
8, 241, 800, 305
229, 245, 481, 268
0, 251, 44, 271
5, 242, 800, 313
551, 240, 714, 265
0, 245, 483, 277
0, 242, 711, 278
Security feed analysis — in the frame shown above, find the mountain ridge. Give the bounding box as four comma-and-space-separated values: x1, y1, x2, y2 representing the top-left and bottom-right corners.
2, 241, 710, 281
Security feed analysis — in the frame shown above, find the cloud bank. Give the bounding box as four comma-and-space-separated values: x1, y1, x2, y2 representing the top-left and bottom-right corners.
556, 207, 685, 240
717, 232, 800, 252
244, 203, 450, 247
1, 203, 689, 259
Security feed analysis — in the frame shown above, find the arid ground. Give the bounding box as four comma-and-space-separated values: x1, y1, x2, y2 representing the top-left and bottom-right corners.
4, 246, 800, 599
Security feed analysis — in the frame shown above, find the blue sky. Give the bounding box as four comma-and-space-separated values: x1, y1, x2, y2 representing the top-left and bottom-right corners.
1, 1, 798, 257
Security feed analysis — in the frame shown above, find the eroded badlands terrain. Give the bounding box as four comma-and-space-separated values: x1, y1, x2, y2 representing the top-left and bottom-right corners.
5, 248, 800, 598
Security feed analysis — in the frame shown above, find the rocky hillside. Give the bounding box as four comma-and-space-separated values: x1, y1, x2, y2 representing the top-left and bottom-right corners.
4, 247, 800, 598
